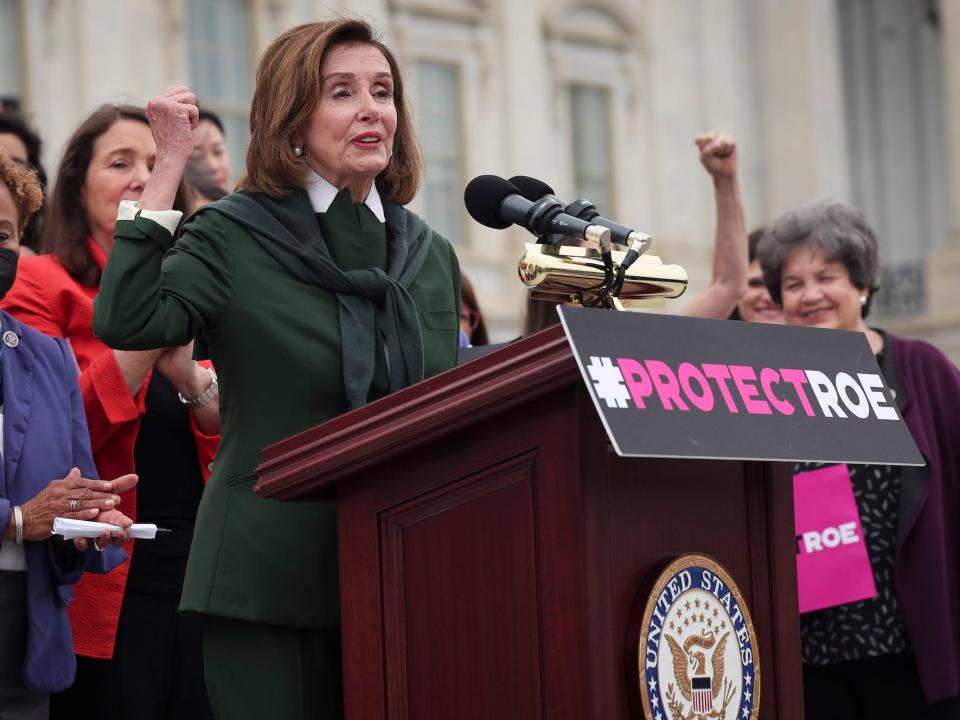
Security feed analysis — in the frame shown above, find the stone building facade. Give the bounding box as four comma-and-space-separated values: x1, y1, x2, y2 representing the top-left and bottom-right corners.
3, 0, 959, 357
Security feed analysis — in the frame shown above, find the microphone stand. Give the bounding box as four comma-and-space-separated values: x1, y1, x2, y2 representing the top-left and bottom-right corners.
535, 225, 615, 307
584, 225, 615, 307
559, 199, 653, 309
534, 226, 654, 311
612, 231, 653, 298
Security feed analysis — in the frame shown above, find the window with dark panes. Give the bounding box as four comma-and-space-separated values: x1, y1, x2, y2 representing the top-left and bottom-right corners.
569, 84, 614, 217
416, 60, 465, 245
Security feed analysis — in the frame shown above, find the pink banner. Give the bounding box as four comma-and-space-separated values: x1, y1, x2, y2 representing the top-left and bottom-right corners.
793, 464, 877, 614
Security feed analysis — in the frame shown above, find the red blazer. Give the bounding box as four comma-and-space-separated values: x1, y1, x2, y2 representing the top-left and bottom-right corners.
1, 240, 218, 658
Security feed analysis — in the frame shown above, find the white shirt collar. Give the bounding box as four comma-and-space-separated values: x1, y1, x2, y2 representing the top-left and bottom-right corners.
304, 169, 385, 223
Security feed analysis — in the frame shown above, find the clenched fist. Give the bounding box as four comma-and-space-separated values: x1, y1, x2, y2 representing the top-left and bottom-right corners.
146, 86, 200, 165
695, 132, 738, 182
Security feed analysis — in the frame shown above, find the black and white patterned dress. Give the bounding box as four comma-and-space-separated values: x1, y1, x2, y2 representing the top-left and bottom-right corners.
797, 460, 908, 664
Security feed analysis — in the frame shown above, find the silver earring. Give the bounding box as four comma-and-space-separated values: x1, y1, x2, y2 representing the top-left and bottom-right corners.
293, 145, 303, 157
860, 295, 868, 306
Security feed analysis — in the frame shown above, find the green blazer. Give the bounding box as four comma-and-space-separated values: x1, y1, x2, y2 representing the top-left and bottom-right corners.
94, 194, 460, 628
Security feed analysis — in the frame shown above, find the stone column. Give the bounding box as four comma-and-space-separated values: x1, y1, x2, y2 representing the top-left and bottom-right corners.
913, 0, 960, 361
938, 0, 960, 247
756, 0, 851, 217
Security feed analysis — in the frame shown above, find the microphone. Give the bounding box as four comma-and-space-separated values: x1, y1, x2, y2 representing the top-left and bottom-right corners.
506, 176, 566, 247
508, 175, 555, 205
464, 175, 615, 299
508, 175, 652, 257
463, 175, 612, 252
508, 175, 652, 288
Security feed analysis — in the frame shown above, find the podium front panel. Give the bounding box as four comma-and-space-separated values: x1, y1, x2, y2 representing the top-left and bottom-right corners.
257, 329, 803, 719
332, 386, 801, 719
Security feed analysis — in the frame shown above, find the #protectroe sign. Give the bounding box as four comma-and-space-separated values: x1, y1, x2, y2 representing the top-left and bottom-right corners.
557, 306, 923, 465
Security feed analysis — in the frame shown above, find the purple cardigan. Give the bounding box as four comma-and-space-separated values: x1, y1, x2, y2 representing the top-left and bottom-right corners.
0, 310, 125, 692
887, 334, 960, 703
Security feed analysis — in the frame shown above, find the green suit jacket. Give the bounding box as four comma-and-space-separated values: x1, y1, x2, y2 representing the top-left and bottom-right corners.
94, 195, 460, 628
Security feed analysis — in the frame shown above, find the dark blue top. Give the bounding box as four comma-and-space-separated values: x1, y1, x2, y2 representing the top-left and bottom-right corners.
0, 309, 124, 692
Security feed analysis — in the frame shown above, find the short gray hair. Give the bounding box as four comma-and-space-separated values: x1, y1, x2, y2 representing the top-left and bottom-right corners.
757, 201, 880, 318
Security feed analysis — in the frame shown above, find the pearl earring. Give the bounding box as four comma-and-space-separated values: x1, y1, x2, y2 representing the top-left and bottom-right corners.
293, 145, 303, 157
859, 295, 868, 306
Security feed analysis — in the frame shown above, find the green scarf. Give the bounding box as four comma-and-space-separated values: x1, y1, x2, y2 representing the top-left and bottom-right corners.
196, 188, 432, 409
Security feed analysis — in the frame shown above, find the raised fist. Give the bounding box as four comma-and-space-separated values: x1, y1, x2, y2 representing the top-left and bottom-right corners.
695, 132, 738, 181
146, 86, 200, 164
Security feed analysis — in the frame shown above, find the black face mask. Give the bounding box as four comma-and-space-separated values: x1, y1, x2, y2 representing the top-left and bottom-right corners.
0, 247, 19, 300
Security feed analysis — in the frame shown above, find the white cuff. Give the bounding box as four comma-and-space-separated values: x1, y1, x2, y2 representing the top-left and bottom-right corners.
117, 200, 183, 236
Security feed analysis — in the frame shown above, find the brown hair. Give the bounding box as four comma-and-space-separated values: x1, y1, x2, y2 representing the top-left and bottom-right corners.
44, 105, 148, 286
239, 18, 423, 204
459, 273, 489, 346
0, 110, 48, 252
0, 146, 43, 234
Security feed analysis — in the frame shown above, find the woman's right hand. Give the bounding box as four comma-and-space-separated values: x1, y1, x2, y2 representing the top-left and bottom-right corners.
138, 87, 199, 213
19, 468, 138, 542
146, 86, 199, 166
695, 131, 738, 183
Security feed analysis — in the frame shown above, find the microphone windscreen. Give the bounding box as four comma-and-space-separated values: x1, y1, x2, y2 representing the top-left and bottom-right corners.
464, 175, 520, 229
509, 175, 555, 201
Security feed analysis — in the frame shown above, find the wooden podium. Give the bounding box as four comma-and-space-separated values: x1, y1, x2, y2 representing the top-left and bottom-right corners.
255, 325, 803, 719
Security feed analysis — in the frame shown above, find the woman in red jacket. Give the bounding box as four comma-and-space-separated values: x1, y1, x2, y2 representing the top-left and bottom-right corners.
2, 105, 218, 719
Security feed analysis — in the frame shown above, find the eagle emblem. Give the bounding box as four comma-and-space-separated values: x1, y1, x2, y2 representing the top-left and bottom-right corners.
637, 554, 760, 720
665, 630, 736, 718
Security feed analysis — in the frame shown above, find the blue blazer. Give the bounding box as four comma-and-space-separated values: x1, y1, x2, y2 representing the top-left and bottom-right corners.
0, 310, 125, 692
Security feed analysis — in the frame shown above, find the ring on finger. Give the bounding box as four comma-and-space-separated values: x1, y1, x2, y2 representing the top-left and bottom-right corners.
93, 539, 104, 552
69, 499, 80, 512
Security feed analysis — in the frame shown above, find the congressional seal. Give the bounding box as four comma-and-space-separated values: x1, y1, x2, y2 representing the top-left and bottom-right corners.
638, 554, 760, 720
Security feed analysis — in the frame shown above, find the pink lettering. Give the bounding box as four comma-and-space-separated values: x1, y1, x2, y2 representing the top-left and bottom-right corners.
702, 364, 739, 413
646, 360, 689, 411
678, 362, 715, 412
729, 365, 772, 415
760, 368, 794, 415
617, 358, 653, 409
780, 369, 816, 417
703, 363, 740, 412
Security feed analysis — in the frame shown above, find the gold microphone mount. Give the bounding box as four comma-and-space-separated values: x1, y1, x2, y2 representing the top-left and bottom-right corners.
518, 237, 688, 311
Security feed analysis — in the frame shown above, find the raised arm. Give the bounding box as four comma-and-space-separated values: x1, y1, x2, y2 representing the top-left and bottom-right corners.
139, 87, 198, 214
93, 88, 232, 351
678, 132, 748, 319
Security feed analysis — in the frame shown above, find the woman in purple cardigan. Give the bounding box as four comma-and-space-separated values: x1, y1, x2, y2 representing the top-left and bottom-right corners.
757, 201, 960, 719
0, 148, 137, 716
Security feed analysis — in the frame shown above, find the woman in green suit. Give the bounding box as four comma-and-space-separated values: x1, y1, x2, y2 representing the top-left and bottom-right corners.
93, 19, 460, 719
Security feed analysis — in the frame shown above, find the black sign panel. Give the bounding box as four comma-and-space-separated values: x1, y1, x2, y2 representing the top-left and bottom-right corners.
558, 306, 923, 465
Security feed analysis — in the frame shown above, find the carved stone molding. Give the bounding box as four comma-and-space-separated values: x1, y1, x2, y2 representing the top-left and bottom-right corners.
388, 0, 487, 24
544, 1, 641, 51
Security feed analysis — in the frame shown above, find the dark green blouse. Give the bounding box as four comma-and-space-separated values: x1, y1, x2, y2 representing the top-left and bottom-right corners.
95, 190, 460, 630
